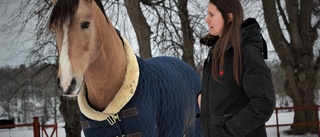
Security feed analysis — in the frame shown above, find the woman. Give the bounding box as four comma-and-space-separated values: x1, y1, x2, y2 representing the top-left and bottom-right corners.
198, 0, 276, 137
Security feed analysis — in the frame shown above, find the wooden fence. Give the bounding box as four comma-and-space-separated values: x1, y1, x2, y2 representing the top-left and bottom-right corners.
266, 106, 320, 137
0, 117, 57, 137
0, 106, 319, 137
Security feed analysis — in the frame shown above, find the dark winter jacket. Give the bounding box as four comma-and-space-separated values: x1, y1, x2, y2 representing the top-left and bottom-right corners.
199, 18, 276, 137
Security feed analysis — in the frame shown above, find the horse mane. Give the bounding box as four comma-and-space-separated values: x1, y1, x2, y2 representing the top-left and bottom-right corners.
49, 0, 108, 29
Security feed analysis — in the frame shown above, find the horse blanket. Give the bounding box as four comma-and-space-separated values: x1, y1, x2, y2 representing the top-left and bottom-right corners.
77, 37, 203, 137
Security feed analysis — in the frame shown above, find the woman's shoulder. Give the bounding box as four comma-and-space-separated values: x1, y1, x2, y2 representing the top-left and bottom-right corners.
241, 45, 264, 60
240, 18, 268, 59
199, 34, 219, 47
241, 44, 270, 72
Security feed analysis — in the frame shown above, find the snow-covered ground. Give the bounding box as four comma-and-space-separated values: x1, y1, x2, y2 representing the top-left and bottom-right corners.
0, 111, 319, 137
266, 112, 319, 137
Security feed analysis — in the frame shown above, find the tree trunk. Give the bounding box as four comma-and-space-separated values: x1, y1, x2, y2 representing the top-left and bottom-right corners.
42, 94, 49, 125
59, 96, 81, 137
124, 0, 152, 59
284, 75, 318, 134
262, 0, 319, 134
177, 0, 196, 68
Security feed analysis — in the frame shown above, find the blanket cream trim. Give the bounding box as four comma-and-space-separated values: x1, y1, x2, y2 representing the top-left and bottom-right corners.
77, 36, 139, 121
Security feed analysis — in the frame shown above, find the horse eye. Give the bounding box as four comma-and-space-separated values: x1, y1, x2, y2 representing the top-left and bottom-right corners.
81, 21, 90, 29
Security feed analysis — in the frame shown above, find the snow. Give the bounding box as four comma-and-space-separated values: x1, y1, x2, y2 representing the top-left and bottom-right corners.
0, 111, 319, 137
266, 112, 319, 137
0, 123, 85, 137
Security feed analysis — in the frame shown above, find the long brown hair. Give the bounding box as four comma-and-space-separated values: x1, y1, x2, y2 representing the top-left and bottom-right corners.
209, 0, 243, 85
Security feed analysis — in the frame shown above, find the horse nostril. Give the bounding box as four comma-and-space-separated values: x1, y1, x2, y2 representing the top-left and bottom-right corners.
66, 78, 77, 94
71, 78, 77, 88
56, 77, 62, 90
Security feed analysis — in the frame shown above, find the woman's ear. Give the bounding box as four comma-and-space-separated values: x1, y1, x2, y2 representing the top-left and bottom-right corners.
228, 13, 233, 23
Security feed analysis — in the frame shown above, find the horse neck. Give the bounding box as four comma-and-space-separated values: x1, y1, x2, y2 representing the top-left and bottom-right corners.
84, 27, 127, 111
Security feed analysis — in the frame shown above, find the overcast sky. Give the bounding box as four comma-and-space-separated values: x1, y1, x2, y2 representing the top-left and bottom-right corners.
0, 1, 34, 67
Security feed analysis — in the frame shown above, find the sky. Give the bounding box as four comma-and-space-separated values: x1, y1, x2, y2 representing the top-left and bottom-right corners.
0, 1, 34, 67
0, 111, 319, 137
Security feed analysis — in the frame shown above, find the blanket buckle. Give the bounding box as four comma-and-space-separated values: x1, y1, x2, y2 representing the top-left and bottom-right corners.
106, 113, 121, 125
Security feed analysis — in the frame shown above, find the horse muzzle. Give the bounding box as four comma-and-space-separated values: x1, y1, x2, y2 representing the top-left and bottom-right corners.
57, 77, 80, 97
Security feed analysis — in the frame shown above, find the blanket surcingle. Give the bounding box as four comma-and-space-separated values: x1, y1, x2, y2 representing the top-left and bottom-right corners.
78, 36, 203, 137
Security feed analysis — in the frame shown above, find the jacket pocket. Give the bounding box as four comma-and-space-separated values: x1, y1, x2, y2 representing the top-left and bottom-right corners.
208, 114, 234, 137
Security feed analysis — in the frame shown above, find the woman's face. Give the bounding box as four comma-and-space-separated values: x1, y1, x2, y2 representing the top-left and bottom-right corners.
205, 3, 225, 36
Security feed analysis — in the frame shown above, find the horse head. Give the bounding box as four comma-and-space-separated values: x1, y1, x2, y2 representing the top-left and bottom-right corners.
49, 0, 126, 97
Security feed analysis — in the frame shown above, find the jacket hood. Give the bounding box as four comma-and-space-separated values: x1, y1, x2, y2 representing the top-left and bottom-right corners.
240, 18, 263, 49
200, 18, 267, 59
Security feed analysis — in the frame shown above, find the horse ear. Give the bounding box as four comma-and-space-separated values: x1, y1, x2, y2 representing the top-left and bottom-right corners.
51, 0, 58, 4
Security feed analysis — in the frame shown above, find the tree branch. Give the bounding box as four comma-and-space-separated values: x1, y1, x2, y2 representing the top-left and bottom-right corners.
140, 0, 164, 6
262, 0, 292, 64
314, 50, 320, 73
276, 0, 289, 27
314, 20, 320, 29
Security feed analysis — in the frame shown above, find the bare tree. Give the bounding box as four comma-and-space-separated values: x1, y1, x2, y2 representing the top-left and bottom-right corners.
59, 96, 81, 137
122, 0, 206, 68
124, 0, 152, 59
262, 0, 320, 134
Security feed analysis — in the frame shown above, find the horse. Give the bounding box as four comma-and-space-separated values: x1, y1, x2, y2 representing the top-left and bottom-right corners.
49, 0, 203, 136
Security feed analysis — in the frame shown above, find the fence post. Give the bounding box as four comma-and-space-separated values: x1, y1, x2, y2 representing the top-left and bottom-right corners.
55, 122, 58, 137
275, 108, 279, 137
317, 106, 319, 137
33, 117, 40, 137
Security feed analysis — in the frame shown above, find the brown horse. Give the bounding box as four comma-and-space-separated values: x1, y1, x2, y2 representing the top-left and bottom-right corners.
49, 0, 203, 136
